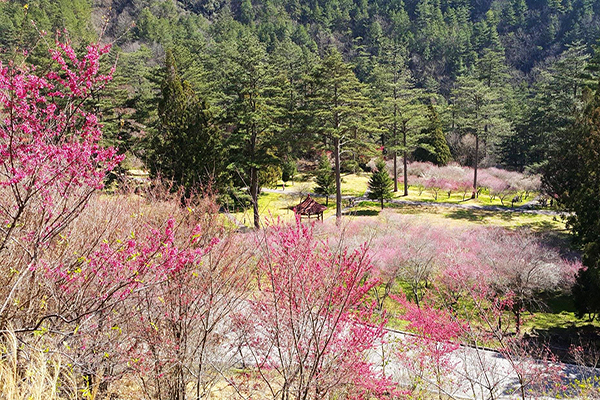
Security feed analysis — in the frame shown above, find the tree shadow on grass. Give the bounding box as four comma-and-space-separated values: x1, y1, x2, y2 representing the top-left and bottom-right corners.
525, 293, 600, 366
444, 209, 485, 221
344, 209, 380, 216
525, 324, 600, 366
518, 220, 561, 231
445, 209, 564, 233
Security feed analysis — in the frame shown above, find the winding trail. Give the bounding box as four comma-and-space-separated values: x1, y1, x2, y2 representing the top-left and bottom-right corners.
373, 327, 598, 399
230, 322, 598, 399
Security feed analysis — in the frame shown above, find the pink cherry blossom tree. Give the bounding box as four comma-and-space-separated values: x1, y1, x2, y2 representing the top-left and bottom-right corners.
475, 228, 581, 332
236, 220, 395, 400
117, 215, 253, 400
0, 38, 121, 330
392, 293, 463, 398
371, 223, 447, 309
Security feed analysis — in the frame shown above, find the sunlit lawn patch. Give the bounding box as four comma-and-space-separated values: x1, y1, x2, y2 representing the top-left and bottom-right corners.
394, 185, 540, 208
348, 201, 566, 232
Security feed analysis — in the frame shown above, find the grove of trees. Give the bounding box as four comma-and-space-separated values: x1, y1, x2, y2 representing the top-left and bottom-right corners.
1, 0, 599, 225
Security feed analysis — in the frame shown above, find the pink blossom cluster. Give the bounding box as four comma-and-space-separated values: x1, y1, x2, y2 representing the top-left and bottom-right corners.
238, 220, 396, 399
319, 213, 582, 333
317, 214, 582, 396
396, 161, 541, 202
0, 39, 122, 255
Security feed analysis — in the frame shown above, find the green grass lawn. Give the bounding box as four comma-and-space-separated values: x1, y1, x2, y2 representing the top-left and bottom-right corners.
278, 173, 547, 210
394, 185, 539, 208
230, 190, 339, 227
277, 172, 371, 197
285, 173, 547, 209
230, 192, 296, 227
381, 280, 599, 350
230, 176, 566, 232
347, 200, 566, 232
525, 294, 600, 331
340, 173, 370, 196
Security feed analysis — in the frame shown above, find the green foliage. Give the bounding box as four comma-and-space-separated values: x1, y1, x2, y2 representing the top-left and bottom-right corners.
259, 165, 282, 189
371, 41, 427, 155
314, 154, 335, 206
543, 83, 600, 319
515, 42, 595, 172
307, 47, 376, 218
239, 0, 254, 24
270, 39, 319, 160
0, 0, 95, 64
414, 105, 451, 166
100, 45, 156, 157
572, 246, 600, 320
307, 48, 374, 148
218, 32, 284, 227
281, 159, 297, 183
451, 70, 511, 188
145, 50, 225, 193
367, 159, 393, 209
370, 40, 430, 193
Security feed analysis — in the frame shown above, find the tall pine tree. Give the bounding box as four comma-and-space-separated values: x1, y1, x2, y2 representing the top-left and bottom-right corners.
307, 48, 375, 221
371, 41, 428, 195
543, 85, 600, 320
219, 33, 283, 229
146, 50, 225, 193
452, 72, 510, 194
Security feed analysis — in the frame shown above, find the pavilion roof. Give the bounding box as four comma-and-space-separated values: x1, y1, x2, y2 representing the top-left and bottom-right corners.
294, 195, 327, 215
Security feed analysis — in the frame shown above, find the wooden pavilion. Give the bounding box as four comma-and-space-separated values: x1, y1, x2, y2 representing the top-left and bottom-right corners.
294, 195, 327, 221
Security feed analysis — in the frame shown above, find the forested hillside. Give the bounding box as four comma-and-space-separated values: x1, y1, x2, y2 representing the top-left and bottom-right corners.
0, 0, 596, 230
1, 0, 598, 175
4, 0, 600, 76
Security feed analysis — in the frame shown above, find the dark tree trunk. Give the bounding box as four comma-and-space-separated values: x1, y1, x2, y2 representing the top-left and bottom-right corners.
250, 166, 259, 229
393, 151, 398, 192
334, 137, 342, 223
393, 98, 399, 193
403, 128, 408, 197
472, 133, 479, 198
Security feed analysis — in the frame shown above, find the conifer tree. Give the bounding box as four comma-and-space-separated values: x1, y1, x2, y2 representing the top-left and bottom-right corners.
100, 46, 156, 163
525, 42, 594, 170
367, 159, 393, 209
271, 39, 318, 160
452, 72, 510, 194
220, 33, 283, 229
414, 105, 451, 166
371, 41, 427, 195
307, 48, 375, 222
476, 46, 510, 89
146, 50, 225, 192
314, 154, 335, 206
453, 43, 511, 192
543, 84, 600, 320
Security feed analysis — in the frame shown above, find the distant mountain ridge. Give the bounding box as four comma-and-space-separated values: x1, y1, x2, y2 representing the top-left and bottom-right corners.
1, 0, 598, 87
